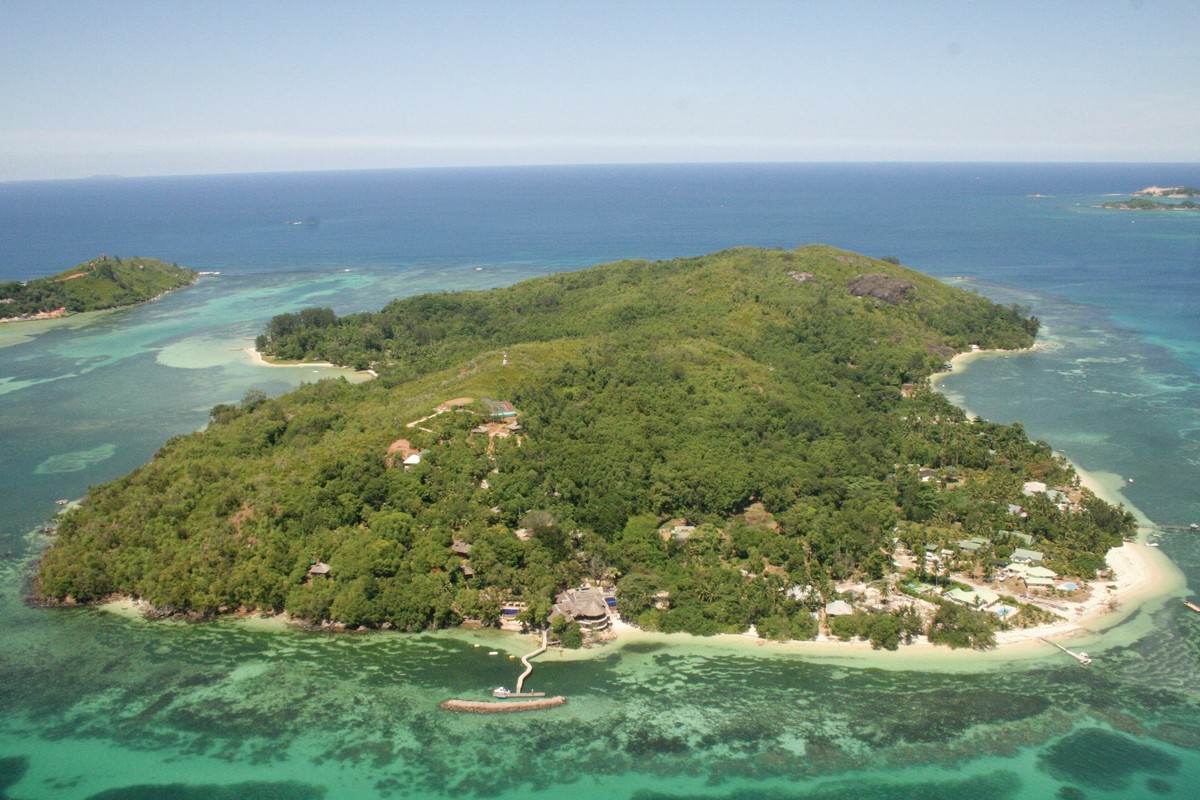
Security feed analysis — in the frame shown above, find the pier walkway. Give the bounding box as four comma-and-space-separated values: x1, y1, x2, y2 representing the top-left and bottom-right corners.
516, 629, 549, 694
1039, 637, 1092, 665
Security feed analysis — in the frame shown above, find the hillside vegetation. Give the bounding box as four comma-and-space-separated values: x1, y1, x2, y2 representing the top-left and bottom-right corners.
36, 246, 1129, 646
0, 256, 195, 319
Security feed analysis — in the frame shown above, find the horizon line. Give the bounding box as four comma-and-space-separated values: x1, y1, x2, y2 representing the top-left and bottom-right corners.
4, 159, 1199, 185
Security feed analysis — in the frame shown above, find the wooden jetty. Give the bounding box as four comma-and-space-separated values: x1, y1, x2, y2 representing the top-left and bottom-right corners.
1038, 636, 1092, 665
515, 629, 549, 693
1152, 524, 1199, 532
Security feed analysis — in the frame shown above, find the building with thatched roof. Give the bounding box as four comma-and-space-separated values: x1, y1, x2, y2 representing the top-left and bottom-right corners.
551, 586, 611, 630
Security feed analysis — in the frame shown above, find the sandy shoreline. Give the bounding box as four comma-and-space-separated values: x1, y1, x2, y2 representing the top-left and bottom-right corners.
241, 346, 376, 378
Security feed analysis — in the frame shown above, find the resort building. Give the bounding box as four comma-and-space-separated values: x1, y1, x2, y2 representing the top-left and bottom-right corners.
824, 600, 854, 617
997, 530, 1034, 546
1010, 548, 1044, 565
658, 520, 696, 542
944, 587, 1001, 611
551, 586, 612, 631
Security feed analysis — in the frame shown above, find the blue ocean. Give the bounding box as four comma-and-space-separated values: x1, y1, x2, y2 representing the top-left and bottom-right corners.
1, 163, 1198, 799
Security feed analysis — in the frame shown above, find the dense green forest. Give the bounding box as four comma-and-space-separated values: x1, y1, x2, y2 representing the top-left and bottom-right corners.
36, 246, 1131, 648
0, 256, 195, 319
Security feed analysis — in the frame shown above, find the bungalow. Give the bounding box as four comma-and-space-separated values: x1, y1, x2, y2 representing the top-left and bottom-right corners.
957, 537, 988, 552
918, 468, 939, 483
450, 541, 473, 556
307, 561, 331, 576
1023, 576, 1055, 590
1010, 548, 1044, 565
1027, 565, 1057, 580
1021, 481, 1048, 496
1007, 503, 1027, 518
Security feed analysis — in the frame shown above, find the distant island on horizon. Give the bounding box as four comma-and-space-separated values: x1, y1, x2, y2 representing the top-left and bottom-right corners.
1094, 186, 1200, 212
0, 256, 196, 322
1097, 198, 1200, 211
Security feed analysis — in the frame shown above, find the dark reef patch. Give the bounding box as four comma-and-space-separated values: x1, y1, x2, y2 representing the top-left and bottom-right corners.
84, 780, 325, 800
1038, 728, 1180, 789
629, 768, 1020, 799
0, 757, 29, 799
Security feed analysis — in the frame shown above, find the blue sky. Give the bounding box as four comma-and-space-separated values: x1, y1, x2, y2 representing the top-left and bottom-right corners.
1, 1, 1197, 180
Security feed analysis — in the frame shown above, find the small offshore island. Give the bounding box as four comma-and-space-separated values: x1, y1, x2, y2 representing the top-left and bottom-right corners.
1097, 185, 1200, 211
0, 255, 196, 322
35, 246, 1138, 654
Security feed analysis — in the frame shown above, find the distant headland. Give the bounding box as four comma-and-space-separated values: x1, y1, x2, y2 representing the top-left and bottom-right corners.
0, 256, 196, 323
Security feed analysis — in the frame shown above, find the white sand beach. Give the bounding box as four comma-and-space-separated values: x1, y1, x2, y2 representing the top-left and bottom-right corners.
242, 346, 376, 379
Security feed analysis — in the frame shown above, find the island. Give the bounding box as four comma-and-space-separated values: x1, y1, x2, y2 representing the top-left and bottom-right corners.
0, 256, 196, 322
1132, 185, 1200, 198
1097, 197, 1200, 211
34, 246, 1135, 652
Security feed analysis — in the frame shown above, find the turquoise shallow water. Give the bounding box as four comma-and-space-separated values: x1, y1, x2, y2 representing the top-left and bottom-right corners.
0, 164, 1198, 798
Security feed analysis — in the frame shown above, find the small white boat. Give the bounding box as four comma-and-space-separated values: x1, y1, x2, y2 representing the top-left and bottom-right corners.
1147, 541, 1160, 547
